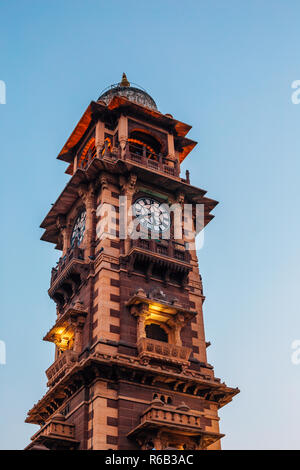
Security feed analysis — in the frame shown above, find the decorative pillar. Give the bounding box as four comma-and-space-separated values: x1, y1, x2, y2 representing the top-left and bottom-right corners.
167, 312, 186, 345
119, 173, 137, 254
56, 215, 68, 256
96, 172, 116, 243
85, 185, 96, 258
78, 183, 95, 258
174, 324, 182, 345
118, 114, 128, 158
95, 120, 105, 157
61, 229, 69, 256
176, 313, 186, 345
137, 303, 149, 341
167, 133, 175, 159
72, 321, 84, 353
137, 315, 146, 341
153, 431, 167, 450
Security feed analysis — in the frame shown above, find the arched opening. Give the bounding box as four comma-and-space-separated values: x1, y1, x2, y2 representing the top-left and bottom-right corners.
128, 130, 161, 161
145, 323, 168, 343
78, 138, 96, 169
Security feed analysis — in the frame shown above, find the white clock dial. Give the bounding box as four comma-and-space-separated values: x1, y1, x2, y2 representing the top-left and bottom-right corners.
133, 197, 170, 233
70, 210, 86, 247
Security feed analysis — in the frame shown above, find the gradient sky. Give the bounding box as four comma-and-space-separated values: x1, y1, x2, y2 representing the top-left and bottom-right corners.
1, 0, 300, 450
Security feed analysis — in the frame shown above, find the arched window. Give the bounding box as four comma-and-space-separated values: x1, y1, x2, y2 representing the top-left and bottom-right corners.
128, 130, 161, 161
145, 323, 168, 343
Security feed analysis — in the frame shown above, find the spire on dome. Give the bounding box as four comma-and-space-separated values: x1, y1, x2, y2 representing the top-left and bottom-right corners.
120, 72, 130, 87
98, 74, 157, 110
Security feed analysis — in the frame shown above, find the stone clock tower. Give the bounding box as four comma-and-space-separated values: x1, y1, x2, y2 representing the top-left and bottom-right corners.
25, 74, 239, 450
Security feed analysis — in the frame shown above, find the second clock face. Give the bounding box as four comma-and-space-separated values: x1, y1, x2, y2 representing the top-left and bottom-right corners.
133, 197, 170, 233
70, 210, 86, 247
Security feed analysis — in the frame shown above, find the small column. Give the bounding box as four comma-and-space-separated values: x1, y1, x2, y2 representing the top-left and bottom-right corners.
85, 185, 96, 258
174, 324, 182, 345
72, 322, 84, 353
56, 215, 69, 256
167, 133, 175, 159
78, 183, 95, 258
137, 316, 146, 341
96, 172, 115, 244
153, 431, 166, 450
61, 228, 69, 256
95, 120, 105, 157
130, 300, 150, 343
137, 305, 149, 341
119, 173, 137, 254
168, 312, 186, 345
71, 302, 86, 353
118, 115, 128, 158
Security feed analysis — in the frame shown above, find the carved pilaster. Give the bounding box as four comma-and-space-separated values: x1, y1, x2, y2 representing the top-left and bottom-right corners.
118, 114, 128, 158
95, 120, 105, 157
77, 183, 96, 257
176, 190, 185, 206
167, 132, 175, 160
99, 172, 109, 191
133, 302, 150, 342
71, 319, 85, 353
56, 215, 68, 254
119, 173, 137, 252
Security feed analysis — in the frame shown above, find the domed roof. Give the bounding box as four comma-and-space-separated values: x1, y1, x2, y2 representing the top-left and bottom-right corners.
98, 73, 157, 110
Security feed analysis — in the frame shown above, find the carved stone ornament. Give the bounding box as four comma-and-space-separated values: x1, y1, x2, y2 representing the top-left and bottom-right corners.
176, 191, 185, 205
119, 173, 137, 195
99, 173, 109, 190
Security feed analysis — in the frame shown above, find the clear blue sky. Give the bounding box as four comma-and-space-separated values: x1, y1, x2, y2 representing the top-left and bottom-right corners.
1, 0, 300, 450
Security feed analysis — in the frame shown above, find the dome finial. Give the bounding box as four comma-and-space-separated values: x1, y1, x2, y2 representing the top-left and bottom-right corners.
120, 72, 130, 87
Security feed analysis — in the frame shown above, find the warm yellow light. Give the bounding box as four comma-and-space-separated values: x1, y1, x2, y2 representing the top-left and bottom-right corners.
150, 304, 162, 312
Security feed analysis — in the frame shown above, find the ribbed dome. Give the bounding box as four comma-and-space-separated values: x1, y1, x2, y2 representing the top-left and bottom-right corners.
98, 73, 157, 110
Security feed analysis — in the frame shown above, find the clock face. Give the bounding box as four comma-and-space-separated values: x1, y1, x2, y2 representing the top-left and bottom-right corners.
70, 210, 86, 247
133, 197, 170, 233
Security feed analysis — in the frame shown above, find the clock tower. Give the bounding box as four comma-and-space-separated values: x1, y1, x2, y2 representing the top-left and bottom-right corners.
25, 74, 239, 450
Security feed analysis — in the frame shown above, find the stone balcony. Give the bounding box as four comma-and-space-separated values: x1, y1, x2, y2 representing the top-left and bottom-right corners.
26, 412, 79, 450
137, 337, 191, 366
124, 144, 180, 178
128, 401, 223, 450
49, 245, 89, 306
130, 239, 190, 263
50, 245, 85, 285
121, 239, 192, 285
74, 135, 194, 183
45, 350, 78, 388
141, 403, 202, 431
